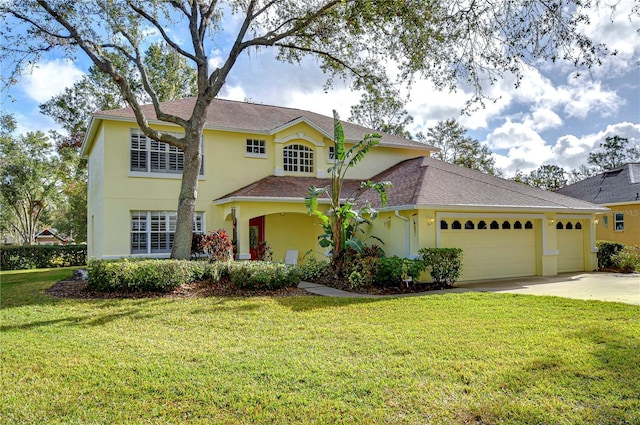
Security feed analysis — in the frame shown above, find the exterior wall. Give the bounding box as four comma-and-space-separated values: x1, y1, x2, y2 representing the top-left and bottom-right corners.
266, 213, 324, 263
87, 118, 429, 259
87, 124, 105, 258
596, 203, 640, 246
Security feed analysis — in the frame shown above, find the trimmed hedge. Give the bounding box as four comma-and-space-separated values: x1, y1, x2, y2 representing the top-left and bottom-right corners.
1, 245, 87, 271
87, 259, 301, 293
229, 261, 301, 290
596, 241, 626, 269
375, 256, 426, 287
88, 259, 195, 292
419, 247, 464, 285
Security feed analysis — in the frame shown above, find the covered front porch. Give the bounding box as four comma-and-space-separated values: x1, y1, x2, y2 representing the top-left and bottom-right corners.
216, 201, 328, 264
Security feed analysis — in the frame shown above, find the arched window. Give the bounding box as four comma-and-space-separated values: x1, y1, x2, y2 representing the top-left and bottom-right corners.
283, 144, 314, 173
478, 220, 487, 230
440, 220, 448, 230
525, 221, 533, 229
465, 220, 475, 229
452, 220, 462, 229
490, 220, 499, 229
502, 221, 511, 229
556, 222, 564, 230
514, 220, 522, 229
575, 222, 582, 230
566, 222, 573, 230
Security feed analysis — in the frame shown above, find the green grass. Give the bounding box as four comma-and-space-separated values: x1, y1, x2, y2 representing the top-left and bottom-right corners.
1, 269, 639, 424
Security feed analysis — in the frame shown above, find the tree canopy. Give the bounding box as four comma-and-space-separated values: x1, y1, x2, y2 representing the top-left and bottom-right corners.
0, 115, 60, 245
349, 89, 413, 138
588, 135, 640, 172
422, 119, 501, 176
514, 164, 568, 191
0, 0, 611, 258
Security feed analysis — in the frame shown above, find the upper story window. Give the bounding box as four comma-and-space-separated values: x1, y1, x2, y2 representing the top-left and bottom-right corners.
246, 139, 266, 157
283, 144, 314, 173
614, 212, 624, 231
130, 129, 203, 175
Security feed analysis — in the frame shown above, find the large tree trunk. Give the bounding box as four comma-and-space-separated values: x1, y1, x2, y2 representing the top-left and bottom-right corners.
171, 127, 203, 260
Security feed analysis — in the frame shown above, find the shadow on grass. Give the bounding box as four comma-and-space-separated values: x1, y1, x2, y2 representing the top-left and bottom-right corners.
1, 307, 154, 331
275, 294, 384, 311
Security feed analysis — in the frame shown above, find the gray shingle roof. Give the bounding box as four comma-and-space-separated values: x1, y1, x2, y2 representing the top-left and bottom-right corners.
555, 163, 640, 205
95, 97, 434, 151
218, 156, 606, 212
361, 157, 605, 211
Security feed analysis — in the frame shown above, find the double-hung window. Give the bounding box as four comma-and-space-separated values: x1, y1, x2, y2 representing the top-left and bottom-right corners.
283, 144, 314, 173
131, 211, 204, 254
130, 129, 203, 175
614, 212, 624, 231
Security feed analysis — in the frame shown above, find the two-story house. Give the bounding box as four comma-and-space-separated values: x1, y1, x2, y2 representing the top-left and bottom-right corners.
81, 98, 606, 281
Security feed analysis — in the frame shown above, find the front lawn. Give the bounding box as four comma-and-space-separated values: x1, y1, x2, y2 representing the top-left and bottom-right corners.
1, 269, 639, 424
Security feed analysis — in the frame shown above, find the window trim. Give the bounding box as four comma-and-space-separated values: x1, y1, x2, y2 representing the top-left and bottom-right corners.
283, 143, 315, 174
129, 129, 204, 176
614, 212, 624, 231
131, 211, 204, 255
245, 138, 267, 158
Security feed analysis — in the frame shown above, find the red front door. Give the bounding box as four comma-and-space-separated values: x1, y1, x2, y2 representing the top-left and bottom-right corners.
249, 216, 265, 260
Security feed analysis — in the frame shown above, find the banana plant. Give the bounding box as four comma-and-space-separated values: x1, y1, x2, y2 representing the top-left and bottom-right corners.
305, 110, 390, 276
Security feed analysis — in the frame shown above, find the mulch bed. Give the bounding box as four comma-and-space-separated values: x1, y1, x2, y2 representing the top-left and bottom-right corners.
309, 274, 453, 295
46, 268, 451, 299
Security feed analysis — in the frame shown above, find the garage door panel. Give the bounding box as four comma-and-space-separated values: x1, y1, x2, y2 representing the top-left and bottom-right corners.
440, 220, 537, 281
557, 223, 584, 273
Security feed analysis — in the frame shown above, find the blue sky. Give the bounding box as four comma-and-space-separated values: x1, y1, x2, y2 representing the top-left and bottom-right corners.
1, 1, 638, 176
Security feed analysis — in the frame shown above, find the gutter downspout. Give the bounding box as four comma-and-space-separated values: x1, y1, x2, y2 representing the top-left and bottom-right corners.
395, 210, 410, 258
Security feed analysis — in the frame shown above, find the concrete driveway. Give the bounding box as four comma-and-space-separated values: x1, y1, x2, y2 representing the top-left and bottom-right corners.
459, 272, 640, 305
299, 272, 640, 305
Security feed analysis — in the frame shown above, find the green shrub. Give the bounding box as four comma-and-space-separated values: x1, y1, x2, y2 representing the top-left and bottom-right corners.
297, 257, 330, 281
596, 241, 626, 269
1, 245, 87, 270
419, 248, 463, 286
187, 260, 230, 283
612, 245, 640, 273
375, 256, 426, 287
229, 261, 301, 290
88, 259, 193, 292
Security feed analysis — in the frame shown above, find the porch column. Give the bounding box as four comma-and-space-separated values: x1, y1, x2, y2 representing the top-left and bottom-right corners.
235, 207, 251, 260
541, 213, 558, 276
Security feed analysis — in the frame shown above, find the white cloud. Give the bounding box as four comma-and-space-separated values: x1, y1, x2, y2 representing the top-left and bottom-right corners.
20, 59, 85, 103
525, 108, 563, 131
486, 120, 554, 174
551, 122, 640, 170
561, 78, 622, 119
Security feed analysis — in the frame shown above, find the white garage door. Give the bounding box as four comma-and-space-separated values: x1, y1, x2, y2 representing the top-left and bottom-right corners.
557, 220, 585, 273
440, 218, 537, 281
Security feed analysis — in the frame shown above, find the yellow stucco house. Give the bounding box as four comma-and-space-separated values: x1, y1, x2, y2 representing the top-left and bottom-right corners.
557, 163, 640, 247
81, 98, 606, 281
